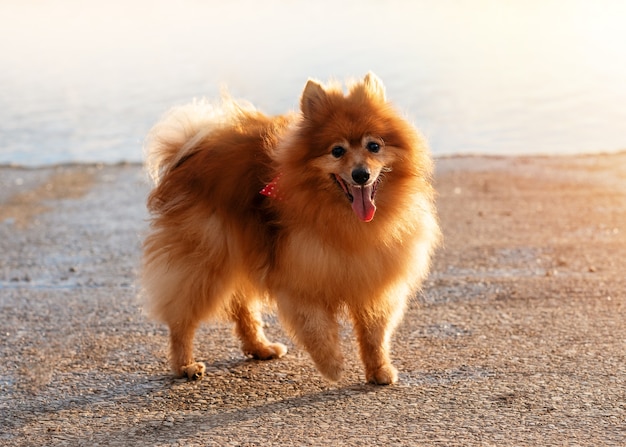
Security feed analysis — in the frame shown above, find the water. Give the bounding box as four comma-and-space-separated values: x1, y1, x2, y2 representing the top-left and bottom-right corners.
1, 0, 625, 166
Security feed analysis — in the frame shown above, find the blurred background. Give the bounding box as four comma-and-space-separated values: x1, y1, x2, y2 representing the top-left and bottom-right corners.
1, 0, 625, 166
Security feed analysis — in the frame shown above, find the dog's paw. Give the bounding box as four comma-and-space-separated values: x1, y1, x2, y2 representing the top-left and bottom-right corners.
316, 358, 345, 382
366, 364, 398, 385
180, 362, 206, 380
246, 342, 288, 360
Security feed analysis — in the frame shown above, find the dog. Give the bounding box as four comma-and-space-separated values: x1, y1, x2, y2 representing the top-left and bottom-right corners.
142, 73, 440, 384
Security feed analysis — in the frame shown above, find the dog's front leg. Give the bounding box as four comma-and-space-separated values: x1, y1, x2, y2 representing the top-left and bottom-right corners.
349, 301, 405, 385
278, 298, 344, 382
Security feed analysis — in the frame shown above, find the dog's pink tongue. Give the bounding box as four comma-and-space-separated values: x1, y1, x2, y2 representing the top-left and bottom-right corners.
351, 184, 376, 222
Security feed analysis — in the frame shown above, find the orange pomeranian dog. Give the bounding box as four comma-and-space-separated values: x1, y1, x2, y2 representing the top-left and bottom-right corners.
142, 73, 440, 385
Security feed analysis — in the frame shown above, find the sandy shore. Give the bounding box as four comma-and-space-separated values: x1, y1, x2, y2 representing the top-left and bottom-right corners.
1, 153, 624, 446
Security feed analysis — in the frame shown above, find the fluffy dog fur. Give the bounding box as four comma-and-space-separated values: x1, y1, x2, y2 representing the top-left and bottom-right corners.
142, 73, 440, 384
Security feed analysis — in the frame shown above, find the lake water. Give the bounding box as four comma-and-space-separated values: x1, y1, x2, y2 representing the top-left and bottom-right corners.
1, 0, 625, 166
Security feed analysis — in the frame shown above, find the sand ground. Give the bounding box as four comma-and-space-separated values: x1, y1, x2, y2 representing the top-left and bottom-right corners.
0, 153, 624, 446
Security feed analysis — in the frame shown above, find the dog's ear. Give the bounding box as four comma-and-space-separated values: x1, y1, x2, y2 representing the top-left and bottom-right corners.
363, 72, 386, 101
301, 79, 327, 118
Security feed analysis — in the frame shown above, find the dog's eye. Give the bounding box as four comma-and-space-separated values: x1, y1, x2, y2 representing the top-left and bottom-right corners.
366, 141, 381, 153
331, 146, 346, 158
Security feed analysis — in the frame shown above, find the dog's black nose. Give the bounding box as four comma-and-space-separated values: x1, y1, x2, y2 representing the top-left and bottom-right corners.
352, 167, 370, 185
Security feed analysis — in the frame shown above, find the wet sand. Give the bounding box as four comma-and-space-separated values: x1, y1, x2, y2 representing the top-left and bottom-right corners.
1, 153, 624, 446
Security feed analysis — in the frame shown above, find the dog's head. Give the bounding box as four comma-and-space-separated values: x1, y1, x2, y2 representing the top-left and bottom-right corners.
277, 73, 432, 223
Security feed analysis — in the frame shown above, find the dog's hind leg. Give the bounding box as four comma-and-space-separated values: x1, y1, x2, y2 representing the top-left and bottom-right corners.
229, 294, 287, 360
169, 319, 206, 380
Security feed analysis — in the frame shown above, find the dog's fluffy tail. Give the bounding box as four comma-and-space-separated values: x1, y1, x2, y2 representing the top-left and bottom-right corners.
144, 95, 257, 185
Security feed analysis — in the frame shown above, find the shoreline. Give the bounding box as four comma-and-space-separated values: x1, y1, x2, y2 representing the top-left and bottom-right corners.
1, 148, 625, 170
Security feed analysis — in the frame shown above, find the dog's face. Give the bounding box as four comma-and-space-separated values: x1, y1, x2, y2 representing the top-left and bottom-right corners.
311, 133, 391, 222
293, 73, 420, 222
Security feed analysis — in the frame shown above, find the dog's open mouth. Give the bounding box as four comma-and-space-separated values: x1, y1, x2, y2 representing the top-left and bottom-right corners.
333, 174, 381, 222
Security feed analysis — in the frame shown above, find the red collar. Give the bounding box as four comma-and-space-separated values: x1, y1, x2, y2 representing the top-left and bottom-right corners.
260, 174, 283, 200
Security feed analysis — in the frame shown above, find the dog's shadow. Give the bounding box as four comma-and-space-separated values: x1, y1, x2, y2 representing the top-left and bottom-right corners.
109, 357, 386, 442
167, 385, 377, 437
